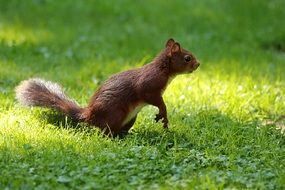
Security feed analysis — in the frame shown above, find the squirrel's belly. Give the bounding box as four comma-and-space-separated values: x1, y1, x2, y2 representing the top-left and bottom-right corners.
122, 103, 146, 125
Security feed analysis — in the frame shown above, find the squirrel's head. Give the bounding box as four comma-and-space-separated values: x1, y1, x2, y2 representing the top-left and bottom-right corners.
165, 38, 200, 74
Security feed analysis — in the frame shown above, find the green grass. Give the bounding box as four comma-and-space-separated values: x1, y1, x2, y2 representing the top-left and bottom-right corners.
0, 0, 285, 189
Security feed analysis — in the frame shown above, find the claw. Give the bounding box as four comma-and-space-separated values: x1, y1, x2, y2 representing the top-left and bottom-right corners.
155, 114, 163, 122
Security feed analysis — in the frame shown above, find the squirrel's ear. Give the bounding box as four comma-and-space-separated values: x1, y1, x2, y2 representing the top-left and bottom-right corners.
171, 42, 181, 53
166, 38, 175, 47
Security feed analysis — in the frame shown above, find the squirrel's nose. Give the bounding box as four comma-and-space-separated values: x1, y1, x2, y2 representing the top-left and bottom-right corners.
195, 62, 200, 68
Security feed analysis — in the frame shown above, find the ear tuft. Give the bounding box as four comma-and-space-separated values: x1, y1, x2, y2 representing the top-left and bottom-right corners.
171, 42, 181, 53
166, 38, 175, 47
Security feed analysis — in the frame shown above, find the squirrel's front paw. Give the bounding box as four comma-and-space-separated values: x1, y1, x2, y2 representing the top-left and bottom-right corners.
155, 114, 163, 122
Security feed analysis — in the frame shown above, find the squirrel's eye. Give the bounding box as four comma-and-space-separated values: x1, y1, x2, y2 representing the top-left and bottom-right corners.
184, 55, 191, 62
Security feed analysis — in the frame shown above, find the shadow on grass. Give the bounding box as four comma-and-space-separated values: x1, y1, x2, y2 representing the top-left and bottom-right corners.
127, 109, 284, 153
37, 108, 283, 152
38, 110, 87, 130
37, 110, 109, 137
130, 109, 241, 143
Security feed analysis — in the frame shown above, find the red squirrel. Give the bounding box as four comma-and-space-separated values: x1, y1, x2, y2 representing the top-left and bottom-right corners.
15, 38, 200, 136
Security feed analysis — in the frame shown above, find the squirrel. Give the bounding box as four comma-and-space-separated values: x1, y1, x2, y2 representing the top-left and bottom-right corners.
15, 38, 200, 137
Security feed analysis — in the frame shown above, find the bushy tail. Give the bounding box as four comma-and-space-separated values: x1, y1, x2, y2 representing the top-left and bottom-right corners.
15, 78, 83, 121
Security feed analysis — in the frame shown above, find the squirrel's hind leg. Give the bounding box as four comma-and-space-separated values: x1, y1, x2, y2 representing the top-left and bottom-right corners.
116, 116, 137, 138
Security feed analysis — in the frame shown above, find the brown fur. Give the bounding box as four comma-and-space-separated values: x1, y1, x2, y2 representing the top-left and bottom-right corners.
15, 38, 200, 136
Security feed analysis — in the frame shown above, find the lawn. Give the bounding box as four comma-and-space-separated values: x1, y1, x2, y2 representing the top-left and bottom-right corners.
0, 0, 285, 189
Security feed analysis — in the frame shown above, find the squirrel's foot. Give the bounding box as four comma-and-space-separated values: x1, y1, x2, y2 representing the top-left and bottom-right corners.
162, 118, 169, 129
163, 122, 168, 129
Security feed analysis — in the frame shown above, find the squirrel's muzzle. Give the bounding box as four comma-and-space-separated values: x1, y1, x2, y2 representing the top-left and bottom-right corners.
193, 61, 200, 70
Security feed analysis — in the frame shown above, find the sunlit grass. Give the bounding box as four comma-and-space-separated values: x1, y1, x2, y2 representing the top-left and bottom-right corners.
1, 59, 284, 189
166, 69, 284, 121
0, 23, 52, 46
